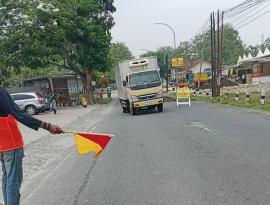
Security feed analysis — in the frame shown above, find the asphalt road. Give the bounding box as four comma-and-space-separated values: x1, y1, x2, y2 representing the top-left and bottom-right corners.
22, 100, 270, 205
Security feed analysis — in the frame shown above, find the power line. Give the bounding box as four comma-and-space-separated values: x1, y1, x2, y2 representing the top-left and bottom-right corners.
225, 0, 266, 15
224, 0, 269, 24
193, 19, 210, 39
233, 2, 270, 27
236, 7, 270, 29
225, 0, 267, 19
224, 0, 254, 13
225, 0, 267, 20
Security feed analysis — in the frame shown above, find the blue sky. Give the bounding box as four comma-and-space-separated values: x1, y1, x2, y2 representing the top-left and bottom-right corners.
111, 0, 270, 57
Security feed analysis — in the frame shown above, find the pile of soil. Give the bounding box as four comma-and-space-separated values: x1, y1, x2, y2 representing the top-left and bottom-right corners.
200, 79, 238, 90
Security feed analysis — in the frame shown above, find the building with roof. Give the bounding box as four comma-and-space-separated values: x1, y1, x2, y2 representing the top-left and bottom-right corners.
8, 71, 84, 106
187, 60, 212, 74
235, 48, 270, 84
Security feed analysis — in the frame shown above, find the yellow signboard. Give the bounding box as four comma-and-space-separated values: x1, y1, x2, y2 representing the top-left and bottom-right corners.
171, 58, 185, 68
177, 88, 191, 99
194, 73, 208, 81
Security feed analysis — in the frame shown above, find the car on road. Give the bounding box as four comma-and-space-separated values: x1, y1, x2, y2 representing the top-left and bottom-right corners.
10, 92, 49, 115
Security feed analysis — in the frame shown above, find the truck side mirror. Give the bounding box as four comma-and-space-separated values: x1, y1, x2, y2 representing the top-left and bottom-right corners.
126, 76, 128, 82
123, 80, 127, 87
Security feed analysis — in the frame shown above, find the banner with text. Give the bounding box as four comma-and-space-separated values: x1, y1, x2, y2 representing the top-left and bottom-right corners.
171, 58, 185, 68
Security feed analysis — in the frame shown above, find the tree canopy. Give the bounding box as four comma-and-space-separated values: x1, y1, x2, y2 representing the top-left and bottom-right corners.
190, 24, 245, 65
245, 37, 270, 57
140, 46, 174, 78
102, 42, 133, 82
0, 0, 116, 103
109, 42, 134, 64
141, 24, 246, 71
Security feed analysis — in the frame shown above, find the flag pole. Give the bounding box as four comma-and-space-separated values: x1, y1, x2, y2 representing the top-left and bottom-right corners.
63, 131, 115, 137
63, 131, 74, 134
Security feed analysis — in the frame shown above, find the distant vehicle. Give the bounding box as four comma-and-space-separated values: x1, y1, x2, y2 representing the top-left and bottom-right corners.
203, 68, 212, 74
10, 92, 49, 115
115, 56, 164, 115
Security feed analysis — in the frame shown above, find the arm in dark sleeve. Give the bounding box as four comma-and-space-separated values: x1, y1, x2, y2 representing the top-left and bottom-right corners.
0, 88, 42, 130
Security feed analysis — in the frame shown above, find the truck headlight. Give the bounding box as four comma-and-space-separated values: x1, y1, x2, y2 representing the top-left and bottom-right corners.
131, 95, 139, 102
156, 91, 163, 98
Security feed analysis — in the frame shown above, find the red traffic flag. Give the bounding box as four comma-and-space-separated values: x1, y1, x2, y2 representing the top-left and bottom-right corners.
73, 132, 112, 157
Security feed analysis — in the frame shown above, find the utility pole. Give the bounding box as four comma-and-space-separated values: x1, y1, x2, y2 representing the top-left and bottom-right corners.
165, 53, 169, 92
210, 12, 217, 98
216, 10, 224, 97
210, 10, 224, 98
217, 10, 220, 97
219, 11, 224, 96
262, 33, 265, 45
261, 33, 265, 50
198, 40, 205, 90
213, 12, 217, 98
210, 13, 214, 97
198, 59, 203, 90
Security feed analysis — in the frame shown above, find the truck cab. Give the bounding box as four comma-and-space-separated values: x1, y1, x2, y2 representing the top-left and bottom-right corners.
115, 57, 164, 115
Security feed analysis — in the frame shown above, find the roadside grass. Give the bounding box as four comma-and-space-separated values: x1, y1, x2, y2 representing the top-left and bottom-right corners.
165, 92, 270, 112
93, 98, 112, 104
167, 92, 177, 98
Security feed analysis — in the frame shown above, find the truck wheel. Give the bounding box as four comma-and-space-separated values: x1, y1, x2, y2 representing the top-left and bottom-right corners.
123, 107, 127, 113
157, 104, 163, 113
130, 106, 136, 116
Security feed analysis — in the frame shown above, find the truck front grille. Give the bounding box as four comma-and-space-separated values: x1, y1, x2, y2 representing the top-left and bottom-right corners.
139, 94, 156, 101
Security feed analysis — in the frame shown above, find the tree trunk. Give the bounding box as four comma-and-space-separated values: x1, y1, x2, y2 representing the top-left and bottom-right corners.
82, 69, 94, 105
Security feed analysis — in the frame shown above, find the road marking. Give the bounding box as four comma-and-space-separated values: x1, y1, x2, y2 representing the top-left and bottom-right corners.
189, 121, 217, 135
203, 127, 217, 134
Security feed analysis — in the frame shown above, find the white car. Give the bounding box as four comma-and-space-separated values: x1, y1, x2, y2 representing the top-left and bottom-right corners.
10, 92, 49, 115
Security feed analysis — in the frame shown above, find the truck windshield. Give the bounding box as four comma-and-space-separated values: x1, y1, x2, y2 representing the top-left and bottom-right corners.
129, 70, 161, 90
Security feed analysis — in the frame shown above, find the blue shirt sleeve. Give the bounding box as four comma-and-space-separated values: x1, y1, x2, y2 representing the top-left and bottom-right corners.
0, 87, 42, 130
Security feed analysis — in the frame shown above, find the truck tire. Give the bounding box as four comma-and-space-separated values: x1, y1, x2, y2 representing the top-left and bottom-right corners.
157, 104, 163, 113
122, 107, 127, 113
130, 106, 136, 116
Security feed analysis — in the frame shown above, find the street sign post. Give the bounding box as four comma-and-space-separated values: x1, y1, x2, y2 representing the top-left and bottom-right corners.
176, 87, 191, 107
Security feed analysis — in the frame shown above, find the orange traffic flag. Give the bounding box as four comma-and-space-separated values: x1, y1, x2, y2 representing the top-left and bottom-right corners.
73, 132, 112, 157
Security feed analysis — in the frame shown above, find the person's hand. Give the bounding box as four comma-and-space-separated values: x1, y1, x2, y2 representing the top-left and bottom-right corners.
48, 124, 64, 134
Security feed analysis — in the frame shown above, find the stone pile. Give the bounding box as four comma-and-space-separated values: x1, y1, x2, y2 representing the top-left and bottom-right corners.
221, 83, 270, 95
192, 83, 270, 97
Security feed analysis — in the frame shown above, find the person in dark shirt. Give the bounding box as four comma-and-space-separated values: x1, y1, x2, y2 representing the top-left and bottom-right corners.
0, 71, 64, 205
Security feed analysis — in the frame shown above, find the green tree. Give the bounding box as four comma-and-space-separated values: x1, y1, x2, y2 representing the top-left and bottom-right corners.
245, 45, 260, 57
244, 37, 270, 58
105, 42, 133, 81
265, 38, 270, 49
1, 67, 62, 88
110, 42, 133, 64
191, 25, 245, 65
140, 46, 174, 78
0, 0, 116, 104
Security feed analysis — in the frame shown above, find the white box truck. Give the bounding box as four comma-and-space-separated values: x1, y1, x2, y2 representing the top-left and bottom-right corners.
115, 56, 164, 115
